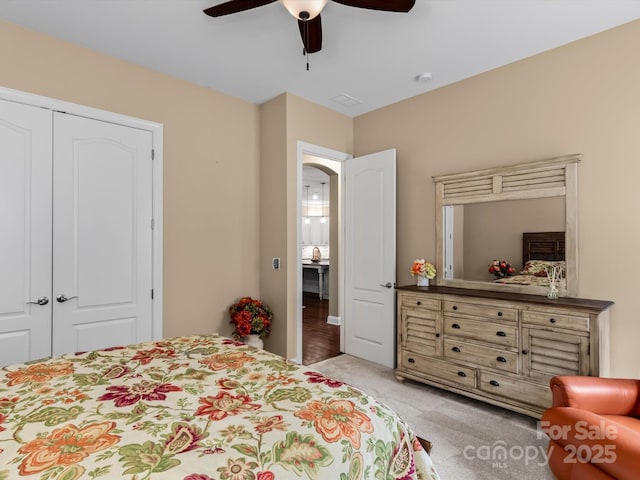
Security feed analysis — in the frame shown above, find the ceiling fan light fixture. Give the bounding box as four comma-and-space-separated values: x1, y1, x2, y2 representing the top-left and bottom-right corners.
280, 0, 328, 20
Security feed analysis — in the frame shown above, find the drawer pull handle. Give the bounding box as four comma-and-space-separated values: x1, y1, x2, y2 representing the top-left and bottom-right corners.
408, 358, 415, 364
452, 346, 461, 353
549, 318, 556, 324
435, 333, 440, 338
496, 331, 506, 337
452, 305, 458, 310
457, 371, 467, 378
489, 380, 500, 387
497, 311, 503, 317
452, 323, 461, 329
416, 301, 422, 306
522, 349, 529, 355
496, 356, 507, 363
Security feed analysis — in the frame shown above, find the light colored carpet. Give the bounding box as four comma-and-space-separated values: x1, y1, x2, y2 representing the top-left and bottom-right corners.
311, 354, 555, 480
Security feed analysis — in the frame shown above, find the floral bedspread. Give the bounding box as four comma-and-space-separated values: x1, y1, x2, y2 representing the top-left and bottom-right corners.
494, 274, 567, 288
493, 274, 552, 285
0, 335, 439, 480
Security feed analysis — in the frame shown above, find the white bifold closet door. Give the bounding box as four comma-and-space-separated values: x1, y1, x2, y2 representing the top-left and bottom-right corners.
52, 112, 153, 356
0, 99, 154, 366
0, 99, 53, 364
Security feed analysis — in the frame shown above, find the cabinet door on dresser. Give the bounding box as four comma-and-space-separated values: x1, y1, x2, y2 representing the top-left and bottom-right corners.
521, 309, 591, 382
521, 326, 589, 381
399, 297, 442, 357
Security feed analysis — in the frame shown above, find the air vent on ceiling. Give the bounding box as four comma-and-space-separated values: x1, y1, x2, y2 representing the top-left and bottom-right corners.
330, 93, 362, 108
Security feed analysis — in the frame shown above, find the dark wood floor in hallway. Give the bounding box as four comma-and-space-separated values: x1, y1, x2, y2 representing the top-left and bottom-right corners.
302, 292, 341, 365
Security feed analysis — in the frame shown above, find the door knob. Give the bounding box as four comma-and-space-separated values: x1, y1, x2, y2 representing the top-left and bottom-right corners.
26, 296, 49, 306
379, 282, 393, 288
56, 294, 78, 303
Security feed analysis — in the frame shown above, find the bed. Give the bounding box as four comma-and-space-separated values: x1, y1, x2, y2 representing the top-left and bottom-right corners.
0, 334, 439, 480
493, 231, 566, 286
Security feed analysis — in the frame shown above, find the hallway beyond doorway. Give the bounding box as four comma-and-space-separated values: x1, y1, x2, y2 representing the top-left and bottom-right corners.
302, 292, 340, 365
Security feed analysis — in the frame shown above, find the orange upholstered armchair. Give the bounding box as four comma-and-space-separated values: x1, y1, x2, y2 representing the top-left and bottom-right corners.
541, 376, 640, 480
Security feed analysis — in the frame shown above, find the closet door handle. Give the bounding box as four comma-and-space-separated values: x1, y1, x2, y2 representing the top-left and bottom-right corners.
26, 296, 49, 306
56, 294, 78, 303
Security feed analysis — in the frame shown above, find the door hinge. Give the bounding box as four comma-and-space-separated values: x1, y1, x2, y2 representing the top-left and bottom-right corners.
151, 149, 155, 160
151, 289, 154, 300
151, 218, 155, 230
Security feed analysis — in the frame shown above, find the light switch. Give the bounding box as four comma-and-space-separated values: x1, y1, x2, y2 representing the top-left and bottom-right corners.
272, 258, 280, 270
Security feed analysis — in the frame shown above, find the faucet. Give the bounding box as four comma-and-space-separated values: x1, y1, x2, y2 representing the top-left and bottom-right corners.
312, 246, 321, 261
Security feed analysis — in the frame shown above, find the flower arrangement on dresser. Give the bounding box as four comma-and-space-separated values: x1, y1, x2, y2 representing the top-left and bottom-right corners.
410, 259, 436, 286
229, 297, 273, 348
488, 259, 516, 279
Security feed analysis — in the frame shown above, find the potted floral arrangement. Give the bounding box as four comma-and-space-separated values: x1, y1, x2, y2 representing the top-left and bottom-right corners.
488, 259, 516, 279
228, 296, 273, 349
410, 259, 436, 287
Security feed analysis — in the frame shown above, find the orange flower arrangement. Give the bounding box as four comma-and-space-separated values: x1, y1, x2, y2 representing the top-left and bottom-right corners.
409, 259, 436, 279
229, 297, 273, 339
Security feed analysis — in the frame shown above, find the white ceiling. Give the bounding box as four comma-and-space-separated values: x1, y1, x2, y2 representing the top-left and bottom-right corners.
1, 1, 639, 117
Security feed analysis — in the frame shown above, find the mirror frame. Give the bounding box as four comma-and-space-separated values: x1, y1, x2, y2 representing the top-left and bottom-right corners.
433, 154, 580, 297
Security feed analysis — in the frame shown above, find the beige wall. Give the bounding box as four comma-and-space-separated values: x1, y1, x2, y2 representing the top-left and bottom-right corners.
259, 95, 288, 355
260, 93, 353, 358
354, 19, 640, 378
0, 20, 261, 339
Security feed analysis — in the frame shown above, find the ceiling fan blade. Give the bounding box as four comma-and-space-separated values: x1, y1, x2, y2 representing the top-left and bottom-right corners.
203, 0, 276, 17
330, 0, 415, 12
298, 14, 323, 54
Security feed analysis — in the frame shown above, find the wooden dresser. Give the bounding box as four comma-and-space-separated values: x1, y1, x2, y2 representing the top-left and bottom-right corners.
396, 285, 613, 417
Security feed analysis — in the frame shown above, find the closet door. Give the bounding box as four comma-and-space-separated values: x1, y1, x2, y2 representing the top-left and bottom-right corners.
0, 99, 53, 366
52, 113, 153, 355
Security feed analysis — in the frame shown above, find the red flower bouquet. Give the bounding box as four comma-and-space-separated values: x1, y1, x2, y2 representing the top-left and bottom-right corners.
229, 297, 273, 340
488, 259, 516, 279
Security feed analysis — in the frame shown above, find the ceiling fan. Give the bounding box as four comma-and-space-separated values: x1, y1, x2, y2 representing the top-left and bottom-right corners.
203, 0, 416, 55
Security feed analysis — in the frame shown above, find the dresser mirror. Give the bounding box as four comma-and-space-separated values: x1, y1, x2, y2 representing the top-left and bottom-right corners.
434, 155, 580, 297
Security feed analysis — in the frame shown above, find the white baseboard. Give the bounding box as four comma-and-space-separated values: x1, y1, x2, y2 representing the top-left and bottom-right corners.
327, 315, 341, 326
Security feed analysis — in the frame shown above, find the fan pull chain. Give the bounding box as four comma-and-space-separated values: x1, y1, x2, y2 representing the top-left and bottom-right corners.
304, 19, 310, 71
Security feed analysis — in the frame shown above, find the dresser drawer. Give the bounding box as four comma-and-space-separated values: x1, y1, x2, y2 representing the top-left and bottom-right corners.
444, 338, 518, 373
443, 300, 517, 322
444, 317, 517, 348
522, 310, 589, 332
400, 293, 440, 311
479, 371, 552, 409
400, 352, 476, 388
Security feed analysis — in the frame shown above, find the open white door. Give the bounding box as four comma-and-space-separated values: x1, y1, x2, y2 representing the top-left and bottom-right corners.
344, 149, 396, 368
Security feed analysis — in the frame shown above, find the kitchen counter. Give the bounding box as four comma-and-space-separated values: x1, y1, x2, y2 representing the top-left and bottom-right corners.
302, 261, 329, 300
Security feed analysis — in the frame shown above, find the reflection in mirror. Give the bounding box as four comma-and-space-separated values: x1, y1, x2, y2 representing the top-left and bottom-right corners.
444, 197, 565, 282
434, 154, 580, 297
